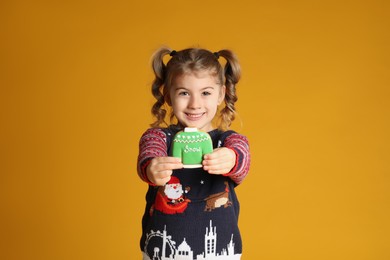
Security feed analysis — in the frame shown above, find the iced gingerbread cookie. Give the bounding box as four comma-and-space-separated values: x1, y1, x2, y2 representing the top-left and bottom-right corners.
172, 127, 213, 168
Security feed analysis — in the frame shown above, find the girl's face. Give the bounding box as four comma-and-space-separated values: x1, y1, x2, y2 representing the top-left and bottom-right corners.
169, 70, 225, 132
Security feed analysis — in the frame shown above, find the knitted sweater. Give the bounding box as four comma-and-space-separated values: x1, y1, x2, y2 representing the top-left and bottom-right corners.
172, 127, 213, 168
137, 126, 250, 259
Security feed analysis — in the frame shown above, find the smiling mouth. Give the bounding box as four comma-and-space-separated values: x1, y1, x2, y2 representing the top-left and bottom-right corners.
185, 113, 205, 120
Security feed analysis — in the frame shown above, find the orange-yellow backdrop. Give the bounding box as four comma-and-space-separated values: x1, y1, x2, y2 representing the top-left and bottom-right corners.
1, 0, 389, 259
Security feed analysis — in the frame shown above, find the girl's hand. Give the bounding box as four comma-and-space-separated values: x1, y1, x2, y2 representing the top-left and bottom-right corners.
146, 157, 183, 186
202, 148, 236, 175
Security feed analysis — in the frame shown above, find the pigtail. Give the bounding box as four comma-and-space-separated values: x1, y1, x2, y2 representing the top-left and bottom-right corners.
217, 49, 241, 130
150, 47, 172, 127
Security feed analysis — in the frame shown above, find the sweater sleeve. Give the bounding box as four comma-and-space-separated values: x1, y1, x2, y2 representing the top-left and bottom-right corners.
137, 128, 168, 184
222, 133, 251, 185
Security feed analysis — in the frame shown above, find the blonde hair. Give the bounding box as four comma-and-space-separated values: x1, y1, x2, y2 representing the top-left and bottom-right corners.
150, 47, 241, 130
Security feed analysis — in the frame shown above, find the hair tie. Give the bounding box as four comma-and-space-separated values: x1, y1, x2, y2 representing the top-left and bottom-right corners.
170, 50, 177, 56
214, 52, 220, 59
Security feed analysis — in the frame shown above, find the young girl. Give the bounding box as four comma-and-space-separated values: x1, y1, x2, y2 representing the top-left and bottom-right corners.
137, 47, 250, 259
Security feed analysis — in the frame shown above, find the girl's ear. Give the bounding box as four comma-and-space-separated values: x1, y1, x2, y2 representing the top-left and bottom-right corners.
218, 85, 226, 105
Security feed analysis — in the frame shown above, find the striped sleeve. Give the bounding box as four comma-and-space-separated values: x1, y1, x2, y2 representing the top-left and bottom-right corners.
137, 128, 168, 184
223, 133, 251, 185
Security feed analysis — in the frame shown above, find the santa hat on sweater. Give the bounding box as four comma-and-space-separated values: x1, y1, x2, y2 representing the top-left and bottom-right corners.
167, 176, 180, 185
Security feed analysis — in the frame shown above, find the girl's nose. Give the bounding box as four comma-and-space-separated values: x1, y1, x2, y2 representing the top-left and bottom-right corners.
188, 96, 201, 109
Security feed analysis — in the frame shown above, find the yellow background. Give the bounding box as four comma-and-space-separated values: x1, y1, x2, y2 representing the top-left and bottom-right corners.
1, 0, 389, 259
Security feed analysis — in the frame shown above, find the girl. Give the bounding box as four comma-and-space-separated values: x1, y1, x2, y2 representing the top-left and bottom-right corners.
137, 47, 250, 259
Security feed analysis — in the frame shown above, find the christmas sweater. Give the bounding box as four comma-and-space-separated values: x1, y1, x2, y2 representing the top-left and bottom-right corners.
172, 127, 213, 168
137, 125, 250, 260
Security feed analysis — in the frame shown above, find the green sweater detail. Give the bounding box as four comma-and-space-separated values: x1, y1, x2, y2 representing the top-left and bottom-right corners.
172, 128, 213, 168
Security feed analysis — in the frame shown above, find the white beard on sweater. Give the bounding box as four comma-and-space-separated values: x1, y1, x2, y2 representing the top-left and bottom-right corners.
164, 184, 183, 201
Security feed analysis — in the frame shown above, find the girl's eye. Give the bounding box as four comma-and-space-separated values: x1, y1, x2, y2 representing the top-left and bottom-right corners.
202, 91, 212, 96
178, 91, 189, 96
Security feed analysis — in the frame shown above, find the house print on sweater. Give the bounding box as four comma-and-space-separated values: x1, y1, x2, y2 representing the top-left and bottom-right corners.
172, 128, 213, 168
142, 220, 241, 260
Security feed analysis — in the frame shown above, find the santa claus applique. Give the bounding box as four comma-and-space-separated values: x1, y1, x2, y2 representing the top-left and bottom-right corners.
153, 176, 191, 215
